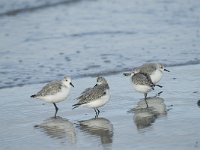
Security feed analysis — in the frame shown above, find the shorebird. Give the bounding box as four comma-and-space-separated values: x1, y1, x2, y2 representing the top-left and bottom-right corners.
31, 76, 74, 118
72, 76, 110, 118
124, 72, 162, 108
124, 63, 169, 84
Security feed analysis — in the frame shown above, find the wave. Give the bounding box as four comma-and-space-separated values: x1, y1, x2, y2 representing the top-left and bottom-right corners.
0, 59, 199, 90
0, 0, 83, 17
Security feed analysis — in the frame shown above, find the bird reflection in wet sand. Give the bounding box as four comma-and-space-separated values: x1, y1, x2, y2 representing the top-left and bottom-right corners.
129, 96, 167, 129
77, 117, 113, 145
34, 116, 76, 144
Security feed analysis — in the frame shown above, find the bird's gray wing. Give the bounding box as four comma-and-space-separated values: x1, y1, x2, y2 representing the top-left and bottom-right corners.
36, 80, 63, 96
80, 88, 92, 95
75, 88, 92, 101
76, 85, 106, 105
139, 63, 156, 74
132, 73, 154, 87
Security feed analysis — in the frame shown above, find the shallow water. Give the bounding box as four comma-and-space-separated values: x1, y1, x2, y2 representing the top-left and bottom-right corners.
1, 65, 200, 150
1, 0, 200, 149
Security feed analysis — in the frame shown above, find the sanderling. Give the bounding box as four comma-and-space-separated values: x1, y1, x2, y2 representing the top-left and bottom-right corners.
31, 76, 74, 118
124, 63, 169, 84
124, 72, 162, 108
72, 76, 110, 118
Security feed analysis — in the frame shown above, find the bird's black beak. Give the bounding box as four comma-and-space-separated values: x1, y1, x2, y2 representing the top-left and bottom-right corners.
164, 69, 170, 72
94, 84, 98, 87
70, 82, 74, 87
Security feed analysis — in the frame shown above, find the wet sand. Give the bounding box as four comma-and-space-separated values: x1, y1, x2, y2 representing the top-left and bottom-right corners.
1, 64, 200, 150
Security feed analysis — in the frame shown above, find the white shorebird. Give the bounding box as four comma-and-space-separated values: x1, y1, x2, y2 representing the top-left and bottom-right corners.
124, 63, 170, 84
72, 76, 110, 118
31, 76, 74, 118
124, 72, 162, 108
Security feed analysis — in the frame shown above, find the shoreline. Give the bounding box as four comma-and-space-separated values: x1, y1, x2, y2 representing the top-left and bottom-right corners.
1, 62, 200, 90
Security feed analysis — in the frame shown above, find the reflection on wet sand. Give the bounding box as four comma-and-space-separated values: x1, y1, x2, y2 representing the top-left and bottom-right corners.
130, 96, 167, 129
197, 99, 200, 107
78, 117, 113, 145
34, 116, 76, 144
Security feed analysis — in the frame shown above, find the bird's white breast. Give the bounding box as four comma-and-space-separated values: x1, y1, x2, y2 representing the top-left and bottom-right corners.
133, 84, 152, 94
37, 87, 70, 103
83, 90, 110, 108
150, 70, 163, 84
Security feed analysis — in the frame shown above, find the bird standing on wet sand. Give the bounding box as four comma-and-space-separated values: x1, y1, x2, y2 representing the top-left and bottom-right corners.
124, 72, 162, 108
31, 76, 74, 118
125, 63, 170, 84
72, 76, 110, 118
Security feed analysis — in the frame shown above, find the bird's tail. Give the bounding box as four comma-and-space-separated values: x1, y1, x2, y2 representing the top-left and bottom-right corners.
72, 103, 81, 109
30, 94, 37, 98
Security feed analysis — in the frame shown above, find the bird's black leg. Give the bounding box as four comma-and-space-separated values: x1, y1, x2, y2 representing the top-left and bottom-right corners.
53, 103, 59, 118
97, 109, 100, 117
94, 108, 98, 118
156, 84, 163, 88
94, 108, 97, 114
144, 93, 149, 108
156, 91, 163, 97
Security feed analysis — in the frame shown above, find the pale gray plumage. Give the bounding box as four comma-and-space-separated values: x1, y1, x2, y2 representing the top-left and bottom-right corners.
132, 73, 154, 88
34, 80, 65, 97
123, 63, 159, 77
80, 87, 92, 95
124, 63, 169, 85
31, 76, 74, 118
136, 63, 158, 75
129, 72, 162, 108
72, 76, 110, 117
75, 81, 109, 105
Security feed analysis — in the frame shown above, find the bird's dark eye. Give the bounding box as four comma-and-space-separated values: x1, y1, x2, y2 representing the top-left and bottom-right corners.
66, 80, 68, 81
